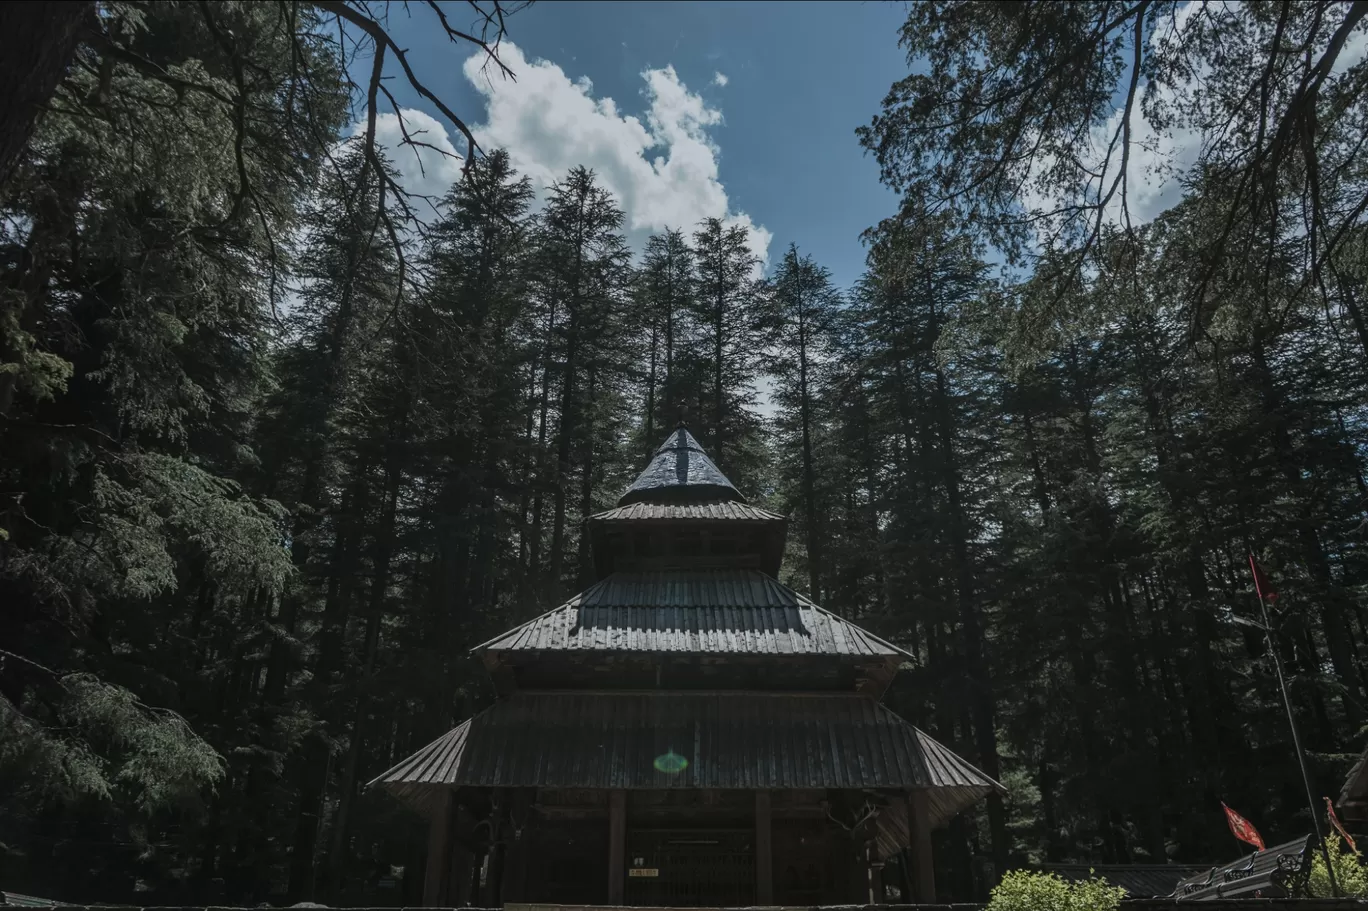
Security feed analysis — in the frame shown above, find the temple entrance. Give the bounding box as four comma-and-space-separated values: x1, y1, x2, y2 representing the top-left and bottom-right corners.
773, 820, 839, 905
625, 828, 755, 907
524, 819, 609, 905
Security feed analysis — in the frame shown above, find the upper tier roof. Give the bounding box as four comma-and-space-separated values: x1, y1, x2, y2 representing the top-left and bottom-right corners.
618, 427, 742, 506
593, 501, 785, 523
473, 569, 907, 659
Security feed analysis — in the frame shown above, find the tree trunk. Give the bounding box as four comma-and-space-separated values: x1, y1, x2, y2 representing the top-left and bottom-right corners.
516, 368, 539, 612
528, 301, 556, 604
713, 235, 726, 463
548, 312, 579, 595
326, 454, 402, 901
933, 361, 1007, 872
549, 207, 587, 596
1251, 340, 1366, 729
925, 257, 1006, 870
664, 255, 676, 412
644, 321, 658, 454
797, 297, 821, 600
0, 2, 90, 194
578, 366, 598, 589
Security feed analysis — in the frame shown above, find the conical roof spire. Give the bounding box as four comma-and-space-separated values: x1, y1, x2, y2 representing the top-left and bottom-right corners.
618, 425, 742, 506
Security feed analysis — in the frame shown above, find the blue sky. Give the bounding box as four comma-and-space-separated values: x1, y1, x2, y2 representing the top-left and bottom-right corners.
370, 0, 913, 290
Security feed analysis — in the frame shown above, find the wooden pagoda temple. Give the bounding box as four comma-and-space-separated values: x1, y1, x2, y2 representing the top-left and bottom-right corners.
371, 427, 1002, 907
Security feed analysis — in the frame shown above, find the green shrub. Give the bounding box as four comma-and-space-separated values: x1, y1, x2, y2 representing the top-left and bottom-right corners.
1306, 837, 1368, 898
985, 870, 1126, 911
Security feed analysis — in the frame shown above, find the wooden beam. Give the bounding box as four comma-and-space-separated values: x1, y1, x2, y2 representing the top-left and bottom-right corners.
755, 790, 773, 904
608, 790, 626, 904
422, 790, 453, 907
907, 790, 936, 903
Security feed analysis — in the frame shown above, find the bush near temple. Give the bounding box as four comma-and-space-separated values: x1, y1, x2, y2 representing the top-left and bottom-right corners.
985, 870, 1125, 911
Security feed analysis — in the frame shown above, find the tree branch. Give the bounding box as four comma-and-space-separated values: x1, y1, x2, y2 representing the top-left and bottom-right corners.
314, 0, 521, 175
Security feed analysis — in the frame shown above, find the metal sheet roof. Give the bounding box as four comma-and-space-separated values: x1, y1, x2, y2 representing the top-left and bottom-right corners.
1, 894, 64, 908
474, 570, 908, 658
370, 693, 1002, 827
592, 501, 786, 522
618, 428, 742, 506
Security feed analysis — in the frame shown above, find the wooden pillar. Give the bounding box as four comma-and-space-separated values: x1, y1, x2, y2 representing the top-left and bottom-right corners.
608, 789, 627, 904
502, 788, 534, 904
487, 792, 509, 907
755, 790, 773, 904
854, 839, 874, 904
466, 850, 484, 908
907, 790, 936, 903
829, 789, 870, 903
446, 801, 475, 907
900, 847, 915, 904
422, 790, 453, 906
447, 831, 473, 907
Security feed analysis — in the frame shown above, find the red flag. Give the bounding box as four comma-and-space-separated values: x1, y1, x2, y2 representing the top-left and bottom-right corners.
1223, 803, 1266, 851
1248, 554, 1278, 603
1326, 796, 1359, 855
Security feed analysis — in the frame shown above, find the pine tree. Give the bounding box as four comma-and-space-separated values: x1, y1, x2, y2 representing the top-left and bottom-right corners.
689, 217, 767, 490
635, 228, 696, 451
530, 167, 632, 597
0, 1, 347, 899
767, 244, 844, 600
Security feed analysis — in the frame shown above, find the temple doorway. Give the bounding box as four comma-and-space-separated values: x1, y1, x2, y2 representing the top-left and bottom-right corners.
625, 828, 755, 907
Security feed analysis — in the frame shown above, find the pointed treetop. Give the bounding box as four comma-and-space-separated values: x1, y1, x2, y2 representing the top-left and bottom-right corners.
619, 427, 743, 506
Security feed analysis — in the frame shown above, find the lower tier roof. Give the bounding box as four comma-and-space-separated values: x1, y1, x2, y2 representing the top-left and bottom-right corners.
369, 692, 1001, 829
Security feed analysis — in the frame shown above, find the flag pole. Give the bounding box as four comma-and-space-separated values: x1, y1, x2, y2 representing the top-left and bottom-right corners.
1248, 553, 1339, 897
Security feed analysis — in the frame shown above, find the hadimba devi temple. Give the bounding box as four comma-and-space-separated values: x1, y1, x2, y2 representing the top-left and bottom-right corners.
371, 427, 1002, 907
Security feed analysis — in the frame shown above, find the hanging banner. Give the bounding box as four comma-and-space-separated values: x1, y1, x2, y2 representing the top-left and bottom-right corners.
1325, 796, 1359, 855
1222, 802, 1266, 851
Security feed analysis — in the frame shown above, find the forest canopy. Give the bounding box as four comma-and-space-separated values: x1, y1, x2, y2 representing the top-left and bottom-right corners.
3, 0, 1368, 904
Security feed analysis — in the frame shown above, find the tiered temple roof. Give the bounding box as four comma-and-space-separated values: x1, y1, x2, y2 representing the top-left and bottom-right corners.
370, 424, 1001, 907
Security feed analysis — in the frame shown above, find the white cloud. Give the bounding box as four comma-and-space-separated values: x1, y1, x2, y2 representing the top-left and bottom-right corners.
1019, 5, 1200, 231
1333, 22, 1368, 78
463, 43, 770, 263
1091, 1, 1206, 225
365, 109, 466, 205
712, 71, 729, 87
365, 44, 770, 266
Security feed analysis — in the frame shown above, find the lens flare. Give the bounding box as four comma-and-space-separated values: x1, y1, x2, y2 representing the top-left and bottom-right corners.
653, 749, 688, 774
